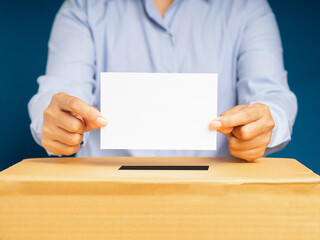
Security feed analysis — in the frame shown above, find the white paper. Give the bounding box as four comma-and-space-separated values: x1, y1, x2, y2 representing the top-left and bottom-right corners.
100, 72, 218, 150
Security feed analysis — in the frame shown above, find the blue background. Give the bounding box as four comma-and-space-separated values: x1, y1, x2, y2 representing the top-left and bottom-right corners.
0, 0, 319, 173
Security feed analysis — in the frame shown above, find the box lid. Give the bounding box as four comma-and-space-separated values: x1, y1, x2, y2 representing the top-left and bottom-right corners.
0, 157, 319, 184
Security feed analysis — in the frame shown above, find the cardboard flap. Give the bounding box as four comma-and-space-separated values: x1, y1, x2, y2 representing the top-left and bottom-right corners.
1, 157, 319, 184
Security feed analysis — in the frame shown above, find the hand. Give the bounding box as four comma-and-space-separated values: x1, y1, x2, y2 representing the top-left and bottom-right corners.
209, 103, 275, 161
42, 93, 108, 155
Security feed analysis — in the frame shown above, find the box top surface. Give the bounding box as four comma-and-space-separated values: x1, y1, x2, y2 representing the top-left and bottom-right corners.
0, 157, 319, 184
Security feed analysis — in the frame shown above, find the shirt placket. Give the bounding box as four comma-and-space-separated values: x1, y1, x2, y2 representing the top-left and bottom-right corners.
161, 28, 176, 72
144, 0, 178, 72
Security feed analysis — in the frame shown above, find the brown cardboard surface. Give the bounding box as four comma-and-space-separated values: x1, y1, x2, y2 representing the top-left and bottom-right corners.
0, 157, 320, 240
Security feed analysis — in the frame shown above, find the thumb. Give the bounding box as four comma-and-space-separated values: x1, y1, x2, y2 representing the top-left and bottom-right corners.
209, 118, 233, 136
59, 94, 108, 130
72, 105, 107, 132
83, 116, 107, 132
218, 127, 234, 136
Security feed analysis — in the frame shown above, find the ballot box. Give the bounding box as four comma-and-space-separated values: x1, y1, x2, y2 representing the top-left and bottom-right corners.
0, 157, 319, 240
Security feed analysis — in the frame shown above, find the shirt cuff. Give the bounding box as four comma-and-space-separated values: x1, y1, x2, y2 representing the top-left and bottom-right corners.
267, 105, 291, 149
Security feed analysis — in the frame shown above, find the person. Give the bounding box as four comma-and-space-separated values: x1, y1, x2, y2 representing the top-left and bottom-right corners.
28, 0, 297, 161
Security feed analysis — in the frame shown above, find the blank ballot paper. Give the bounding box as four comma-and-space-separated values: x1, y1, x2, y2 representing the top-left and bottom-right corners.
100, 72, 218, 150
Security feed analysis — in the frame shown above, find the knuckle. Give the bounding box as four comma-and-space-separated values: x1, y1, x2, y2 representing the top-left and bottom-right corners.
43, 108, 53, 119
69, 134, 82, 146
69, 120, 82, 133
69, 98, 81, 112
51, 93, 58, 102
251, 149, 265, 161
42, 138, 55, 154
254, 103, 268, 118
63, 147, 74, 156
258, 103, 269, 113
268, 119, 275, 129
52, 92, 63, 102
245, 152, 259, 162
263, 137, 270, 147
239, 127, 250, 140
42, 125, 50, 135
229, 136, 237, 149
264, 135, 272, 146
63, 146, 79, 156
229, 147, 237, 158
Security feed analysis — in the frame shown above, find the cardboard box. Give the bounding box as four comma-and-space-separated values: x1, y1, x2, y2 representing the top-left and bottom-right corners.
0, 157, 319, 240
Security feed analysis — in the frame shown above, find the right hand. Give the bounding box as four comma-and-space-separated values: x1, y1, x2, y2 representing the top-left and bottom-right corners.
42, 93, 108, 155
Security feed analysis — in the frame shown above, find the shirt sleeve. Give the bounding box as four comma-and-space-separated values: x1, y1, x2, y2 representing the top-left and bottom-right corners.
28, 0, 96, 154
236, 0, 298, 155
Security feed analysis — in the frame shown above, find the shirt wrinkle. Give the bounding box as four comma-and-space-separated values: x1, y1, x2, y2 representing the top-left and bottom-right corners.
28, 0, 297, 158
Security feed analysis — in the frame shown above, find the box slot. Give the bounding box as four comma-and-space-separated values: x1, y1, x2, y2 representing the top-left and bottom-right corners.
118, 166, 209, 171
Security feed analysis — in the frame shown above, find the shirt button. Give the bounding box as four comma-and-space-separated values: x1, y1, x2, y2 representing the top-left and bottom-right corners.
164, 31, 171, 38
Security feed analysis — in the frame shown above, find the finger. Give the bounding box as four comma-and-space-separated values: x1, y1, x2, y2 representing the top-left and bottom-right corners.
210, 105, 252, 131
209, 119, 233, 136
44, 125, 83, 146
232, 119, 267, 140
57, 93, 107, 127
219, 105, 263, 129
220, 105, 245, 116
229, 146, 266, 162
229, 134, 271, 151
210, 106, 244, 131
42, 138, 81, 156
209, 119, 222, 130
54, 110, 85, 134
210, 120, 234, 134
218, 127, 233, 135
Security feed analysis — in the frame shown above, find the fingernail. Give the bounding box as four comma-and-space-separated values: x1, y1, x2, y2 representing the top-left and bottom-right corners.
97, 117, 108, 127
210, 120, 221, 130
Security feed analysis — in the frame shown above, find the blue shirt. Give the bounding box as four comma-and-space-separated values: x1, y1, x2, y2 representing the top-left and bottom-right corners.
28, 0, 297, 158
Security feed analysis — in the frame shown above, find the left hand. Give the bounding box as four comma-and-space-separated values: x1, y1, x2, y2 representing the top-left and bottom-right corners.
210, 103, 275, 161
